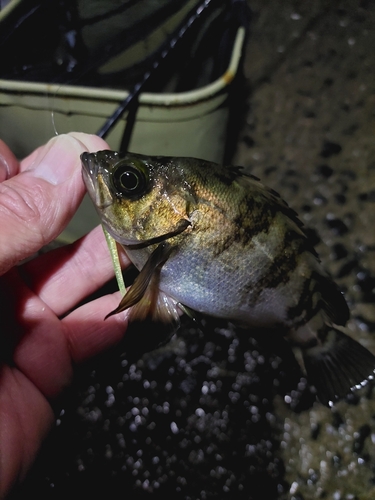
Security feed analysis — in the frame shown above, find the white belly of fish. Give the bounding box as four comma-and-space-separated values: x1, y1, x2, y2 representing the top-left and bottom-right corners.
158, 245, 293, 329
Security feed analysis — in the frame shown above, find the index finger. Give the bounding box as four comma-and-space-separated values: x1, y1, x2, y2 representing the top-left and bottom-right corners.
0, 139, 20, 181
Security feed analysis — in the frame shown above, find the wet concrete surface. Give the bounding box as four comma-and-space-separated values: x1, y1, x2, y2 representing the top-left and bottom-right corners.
10, 1, 375, 499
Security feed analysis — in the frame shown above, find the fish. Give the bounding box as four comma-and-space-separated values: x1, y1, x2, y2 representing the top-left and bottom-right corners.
81, 150, 375, 406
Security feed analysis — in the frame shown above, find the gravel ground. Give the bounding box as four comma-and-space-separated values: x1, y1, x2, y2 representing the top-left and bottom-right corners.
233, 1, 375, 498
10, 1, 375, 499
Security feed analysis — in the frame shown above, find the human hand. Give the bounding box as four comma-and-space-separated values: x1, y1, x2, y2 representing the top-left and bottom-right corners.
0, 133, 130, 497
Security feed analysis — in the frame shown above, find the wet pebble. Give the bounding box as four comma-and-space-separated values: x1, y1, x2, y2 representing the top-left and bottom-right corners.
310, 422, 321, 440
355, 269, 375, 302
337, 258, 358, 278
243, 135, 255, 147
313, 193, 327, 206
264, 165, 278, 176
331, 243, 348, 261
352, 424, 371, 454
358, 189, 375, 202
342, 170, 357, 181
334, 193, 346, 205
354, 315, 375, 333
332, 410, 344, 429
325, 214, 349, 235
316, 164, 334, 178
320, 141, 342, 158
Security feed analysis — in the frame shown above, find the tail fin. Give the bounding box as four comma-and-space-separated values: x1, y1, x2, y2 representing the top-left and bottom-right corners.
302, 327, 375, 406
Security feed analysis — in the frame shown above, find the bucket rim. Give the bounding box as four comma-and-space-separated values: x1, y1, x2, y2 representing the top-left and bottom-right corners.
0, 26, 245, 106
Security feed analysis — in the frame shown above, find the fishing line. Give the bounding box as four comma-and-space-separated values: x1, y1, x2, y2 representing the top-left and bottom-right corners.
46, 78, 80, 137
47, 85, 63, 136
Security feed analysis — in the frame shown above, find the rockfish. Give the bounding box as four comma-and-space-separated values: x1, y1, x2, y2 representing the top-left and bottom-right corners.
81, 150, 375, 406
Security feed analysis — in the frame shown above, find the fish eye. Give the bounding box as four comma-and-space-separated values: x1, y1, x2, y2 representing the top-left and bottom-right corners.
112, 163, 148, 198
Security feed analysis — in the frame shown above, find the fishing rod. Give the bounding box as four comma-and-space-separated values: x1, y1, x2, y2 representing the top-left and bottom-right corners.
96, 0, 218, 141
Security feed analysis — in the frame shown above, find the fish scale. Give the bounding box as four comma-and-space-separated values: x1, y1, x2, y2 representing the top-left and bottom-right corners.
81, 150, 375, 406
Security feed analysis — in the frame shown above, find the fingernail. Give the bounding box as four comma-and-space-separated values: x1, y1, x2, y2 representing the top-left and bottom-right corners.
31, 135, 82, 185
0, 154, 10, 182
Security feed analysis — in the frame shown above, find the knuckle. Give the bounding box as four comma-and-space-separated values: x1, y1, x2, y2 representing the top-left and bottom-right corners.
0, 182, 43, 224
0, 182, 48, 251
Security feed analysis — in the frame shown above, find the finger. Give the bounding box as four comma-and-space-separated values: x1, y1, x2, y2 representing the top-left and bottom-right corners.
19, 132, 105, 171
3, 267, 126, 397
1, 267, 74, 397
20, 225, 130, 317
62, 293, 128, 363
0, 365, 54, 497
0, 139, 20, 182
0, 133, 108, 276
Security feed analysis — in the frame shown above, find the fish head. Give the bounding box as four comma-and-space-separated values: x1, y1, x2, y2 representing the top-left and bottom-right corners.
81, 150, 193, 247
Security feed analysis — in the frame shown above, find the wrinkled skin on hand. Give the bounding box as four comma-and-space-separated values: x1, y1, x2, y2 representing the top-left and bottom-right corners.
0, 133, 130, 497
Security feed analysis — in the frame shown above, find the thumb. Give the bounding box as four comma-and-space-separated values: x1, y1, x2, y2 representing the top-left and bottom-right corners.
0, 133, 109, 276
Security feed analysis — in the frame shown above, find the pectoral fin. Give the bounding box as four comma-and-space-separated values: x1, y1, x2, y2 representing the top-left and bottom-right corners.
105, 242, 172, 319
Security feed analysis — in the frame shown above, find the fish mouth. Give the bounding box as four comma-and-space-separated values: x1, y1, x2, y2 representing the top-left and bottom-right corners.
80, 152, 103, 204
81, 150, 118, 196
81, 152, 98, 183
